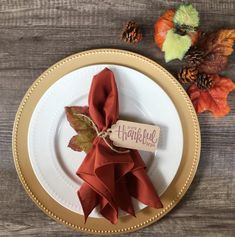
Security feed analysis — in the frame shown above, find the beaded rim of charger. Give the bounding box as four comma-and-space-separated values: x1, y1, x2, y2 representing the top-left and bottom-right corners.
12, 49, 200, 234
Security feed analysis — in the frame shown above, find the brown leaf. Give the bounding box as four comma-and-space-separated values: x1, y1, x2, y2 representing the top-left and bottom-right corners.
198, 30, 235, 56
198, 54, 228, 75
188, 74, 235, 117
65, 106, 97, 153
196, 29, 235, 74
65, 106, 89, 132
68, 135, 83, 152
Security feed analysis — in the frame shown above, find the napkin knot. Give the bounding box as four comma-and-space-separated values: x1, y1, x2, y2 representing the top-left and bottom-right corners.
97, 129, 112, 138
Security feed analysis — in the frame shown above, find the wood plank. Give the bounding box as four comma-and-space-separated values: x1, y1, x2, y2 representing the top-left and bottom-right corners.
0, 0, 235, 236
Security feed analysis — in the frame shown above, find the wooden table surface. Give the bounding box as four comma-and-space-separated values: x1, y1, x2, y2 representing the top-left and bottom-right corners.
0, 0, 235, 236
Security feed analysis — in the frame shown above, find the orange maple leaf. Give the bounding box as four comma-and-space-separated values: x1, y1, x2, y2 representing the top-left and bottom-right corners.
188, 74, 235, 117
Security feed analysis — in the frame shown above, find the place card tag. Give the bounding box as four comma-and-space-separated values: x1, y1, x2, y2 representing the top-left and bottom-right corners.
109, 120, 160, 152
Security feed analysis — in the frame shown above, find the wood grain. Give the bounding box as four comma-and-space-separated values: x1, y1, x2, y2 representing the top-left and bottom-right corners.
0, 0, 235, 236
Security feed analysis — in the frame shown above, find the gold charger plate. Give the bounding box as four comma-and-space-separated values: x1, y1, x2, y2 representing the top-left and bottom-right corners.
12, 48, 201, 234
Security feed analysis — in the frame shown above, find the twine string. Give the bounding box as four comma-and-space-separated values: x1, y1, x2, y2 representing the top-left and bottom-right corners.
75, 113, 129, 154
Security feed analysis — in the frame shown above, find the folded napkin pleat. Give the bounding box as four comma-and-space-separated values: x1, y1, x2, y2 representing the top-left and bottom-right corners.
75, 68, 162, 224
77, 183, 99, 221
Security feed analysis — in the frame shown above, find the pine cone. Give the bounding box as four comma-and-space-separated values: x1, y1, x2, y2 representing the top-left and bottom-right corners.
185, 47, 205, 66
196, 73, 214, 90
121, 21, 142, 44
178, 66, 199, 83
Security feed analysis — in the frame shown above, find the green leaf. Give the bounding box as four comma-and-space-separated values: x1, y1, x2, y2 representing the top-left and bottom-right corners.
173, 3, 199, 29
162, 29, 192, 62
65, 106, 97, 153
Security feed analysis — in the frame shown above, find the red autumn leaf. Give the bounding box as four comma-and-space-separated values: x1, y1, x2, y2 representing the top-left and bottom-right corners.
188, 74, 235, 117
65, 106, 97, 153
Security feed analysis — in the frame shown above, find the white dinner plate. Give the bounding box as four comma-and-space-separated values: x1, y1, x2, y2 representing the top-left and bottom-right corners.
28, 64, 183, 218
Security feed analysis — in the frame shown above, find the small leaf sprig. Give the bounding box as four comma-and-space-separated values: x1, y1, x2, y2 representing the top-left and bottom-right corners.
65, 106, 96, 153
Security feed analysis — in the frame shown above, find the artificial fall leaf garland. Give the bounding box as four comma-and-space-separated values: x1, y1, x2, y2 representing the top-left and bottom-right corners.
178, 29, 235, 117
154, 4, 235, 117
121, 4, 235, 117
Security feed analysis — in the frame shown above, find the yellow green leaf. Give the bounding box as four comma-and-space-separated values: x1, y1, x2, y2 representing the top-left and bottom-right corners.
162, 29, 192, 62
174, 3, 199, 29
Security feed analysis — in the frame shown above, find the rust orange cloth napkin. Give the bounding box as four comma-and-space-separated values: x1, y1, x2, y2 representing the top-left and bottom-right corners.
75, 68, 163, 224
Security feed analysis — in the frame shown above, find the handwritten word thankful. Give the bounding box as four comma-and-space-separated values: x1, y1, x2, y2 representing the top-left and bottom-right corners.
117, 125, 158, 147
109, 120, 160, 152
